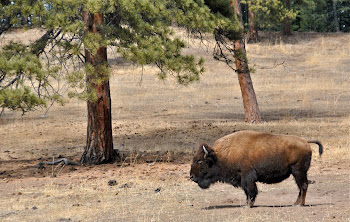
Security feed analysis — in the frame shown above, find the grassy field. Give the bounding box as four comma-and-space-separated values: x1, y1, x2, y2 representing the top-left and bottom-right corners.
0, 29, 349, 221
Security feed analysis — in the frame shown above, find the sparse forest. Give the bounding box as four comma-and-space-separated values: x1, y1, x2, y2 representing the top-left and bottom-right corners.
0, 0, 350, 221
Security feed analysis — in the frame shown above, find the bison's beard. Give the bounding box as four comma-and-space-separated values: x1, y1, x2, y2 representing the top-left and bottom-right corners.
197, 177, 218, 189
195, 168, 220, 189
197, 180, 211, 189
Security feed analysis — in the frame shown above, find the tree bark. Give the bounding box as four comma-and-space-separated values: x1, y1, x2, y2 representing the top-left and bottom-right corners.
283, 0, 292, 35
232, 0, 262, 123
247, 1, 258, 43
80, 11, 114, 164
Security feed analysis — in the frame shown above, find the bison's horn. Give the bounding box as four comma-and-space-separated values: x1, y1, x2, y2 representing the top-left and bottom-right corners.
203, 145, 209, 158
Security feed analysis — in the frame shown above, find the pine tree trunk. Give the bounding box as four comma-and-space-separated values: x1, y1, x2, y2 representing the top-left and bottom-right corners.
332, 0, 340, 32
248, 1, 258, 43
232, 0, 262, 123
80, 11, 114, 164
283, 20, 291, 35
233, 41, 261, 123
283, 0, 292, 35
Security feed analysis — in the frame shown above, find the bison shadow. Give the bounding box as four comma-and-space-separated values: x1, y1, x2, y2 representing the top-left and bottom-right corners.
204, 203, 333, 210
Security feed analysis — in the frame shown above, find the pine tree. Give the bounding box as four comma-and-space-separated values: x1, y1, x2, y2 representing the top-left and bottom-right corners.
231, 0, 261, 122
205, 0, 261, 122
0, 0, 222, 164
244, 0, 297, 39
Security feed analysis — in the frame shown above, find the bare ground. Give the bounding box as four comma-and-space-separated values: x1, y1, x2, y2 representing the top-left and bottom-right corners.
0, 30, 350, 221
0, 161, 349, 221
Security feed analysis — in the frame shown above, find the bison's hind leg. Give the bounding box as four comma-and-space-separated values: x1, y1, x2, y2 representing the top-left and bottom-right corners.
292, 170, 308, 206
241, 170, 258, 208
291, 156, 311, 206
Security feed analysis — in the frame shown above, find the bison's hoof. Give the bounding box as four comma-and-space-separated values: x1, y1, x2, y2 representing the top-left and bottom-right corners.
244, 202, 254, 208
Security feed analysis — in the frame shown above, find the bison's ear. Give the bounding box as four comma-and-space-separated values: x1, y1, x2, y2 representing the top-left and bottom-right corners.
205, 153, 217, 167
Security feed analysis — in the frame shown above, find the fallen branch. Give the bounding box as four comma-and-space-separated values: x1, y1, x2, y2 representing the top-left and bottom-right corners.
39, 158, 79, 166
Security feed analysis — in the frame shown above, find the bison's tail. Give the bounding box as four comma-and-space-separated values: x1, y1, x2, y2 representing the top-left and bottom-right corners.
307, 140, 323, 156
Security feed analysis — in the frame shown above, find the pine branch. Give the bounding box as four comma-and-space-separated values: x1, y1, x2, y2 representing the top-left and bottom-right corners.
214, 34, 237, 72
1, 75, 21, 89
30, 30, 54, 56
0, 17, 12, 36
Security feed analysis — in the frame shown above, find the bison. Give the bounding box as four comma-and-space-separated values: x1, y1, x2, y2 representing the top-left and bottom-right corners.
190, 130, 323, 208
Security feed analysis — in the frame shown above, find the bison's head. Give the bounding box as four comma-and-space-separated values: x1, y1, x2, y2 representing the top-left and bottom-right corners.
190, 143, 218, 189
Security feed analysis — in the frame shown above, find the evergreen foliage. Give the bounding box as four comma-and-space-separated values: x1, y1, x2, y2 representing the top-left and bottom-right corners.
338, 1, 350, 31
245, 0, 297, 30
204, 0, 235, 18
201, 0, 246, 71
239, 0, 350, 32
238, 0, 297, 30
295, 0, 350, 32
0, 42, 63, 115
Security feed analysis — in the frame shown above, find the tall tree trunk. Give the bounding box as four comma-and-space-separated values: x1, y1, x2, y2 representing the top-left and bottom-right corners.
283, 0, 292, 35
248, 1, 258, 43
332, 0, 340, 32
232, 0, 261, 123
80, 11, 114, 164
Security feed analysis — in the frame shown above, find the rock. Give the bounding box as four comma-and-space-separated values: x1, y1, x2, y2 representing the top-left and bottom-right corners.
108, 180, 118, 186
154, 187, 162, 193
57, 218, 71, 222
119, 183, 131, 188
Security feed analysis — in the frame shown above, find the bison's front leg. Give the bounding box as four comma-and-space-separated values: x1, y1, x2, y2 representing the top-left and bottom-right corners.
241, 170, 258, 208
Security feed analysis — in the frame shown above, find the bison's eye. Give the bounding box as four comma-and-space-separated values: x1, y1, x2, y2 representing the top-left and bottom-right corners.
197, 160, 203, 165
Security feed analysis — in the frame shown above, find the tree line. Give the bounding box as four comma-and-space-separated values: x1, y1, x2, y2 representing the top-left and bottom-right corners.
241, 0, 349, 42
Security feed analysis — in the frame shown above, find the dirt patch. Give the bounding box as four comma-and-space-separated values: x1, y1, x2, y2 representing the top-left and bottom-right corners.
0, 151, 191, 180
0, 159, 349, 221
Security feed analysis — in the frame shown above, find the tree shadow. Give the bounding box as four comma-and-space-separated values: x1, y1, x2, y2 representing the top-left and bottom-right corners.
112, 107, 342, 157
251, 31, 339, 45
260, 108, 346, 121
213, 108, 347, 122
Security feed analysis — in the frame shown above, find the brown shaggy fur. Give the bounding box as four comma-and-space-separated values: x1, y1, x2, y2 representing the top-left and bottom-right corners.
190, 130, 323, 208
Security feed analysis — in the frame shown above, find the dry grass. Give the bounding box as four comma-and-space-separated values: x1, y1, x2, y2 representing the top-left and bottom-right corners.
1, 29, 350, 221
1, 162, 349, 221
